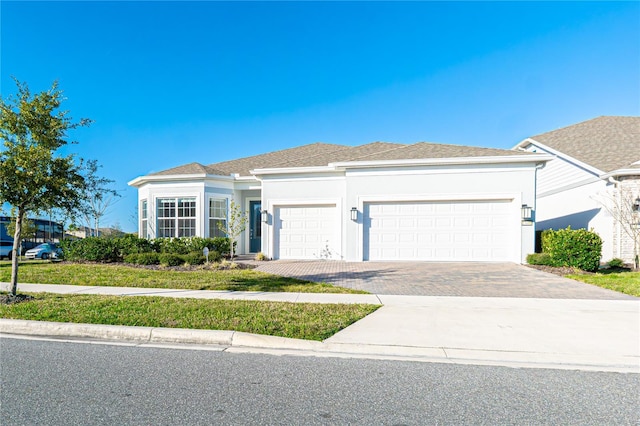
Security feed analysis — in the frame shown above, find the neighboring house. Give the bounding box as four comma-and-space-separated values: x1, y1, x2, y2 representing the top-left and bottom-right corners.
67, 226, 126, 239
514, 116, 640, 263
129, 142, 550, 263
67, 225, 101, 239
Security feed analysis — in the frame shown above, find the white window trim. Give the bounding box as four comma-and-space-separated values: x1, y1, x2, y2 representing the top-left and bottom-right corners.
140, 199, 148, 239
155, 196, 199, 238
208, 196, 230, 239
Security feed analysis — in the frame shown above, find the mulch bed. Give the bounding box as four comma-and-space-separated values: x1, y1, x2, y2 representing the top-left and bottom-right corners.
0, 293, 34, 305
526, 264, 632, 276
525, 264, 593, 277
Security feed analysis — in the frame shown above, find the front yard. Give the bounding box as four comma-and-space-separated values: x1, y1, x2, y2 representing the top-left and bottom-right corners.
0, 261, 366, 294
0, 261, 377, 340
0, 293, 379, 341
566, 270, 640, 297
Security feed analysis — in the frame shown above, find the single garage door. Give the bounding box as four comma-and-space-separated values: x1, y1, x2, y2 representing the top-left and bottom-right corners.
274, 205, 338, 260
364, 200, 515, 261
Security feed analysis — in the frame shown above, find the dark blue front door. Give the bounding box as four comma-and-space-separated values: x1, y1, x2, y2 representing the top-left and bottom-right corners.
249, 201, 262, 253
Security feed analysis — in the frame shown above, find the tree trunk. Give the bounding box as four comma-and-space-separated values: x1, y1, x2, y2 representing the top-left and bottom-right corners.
9, 209, 24, 296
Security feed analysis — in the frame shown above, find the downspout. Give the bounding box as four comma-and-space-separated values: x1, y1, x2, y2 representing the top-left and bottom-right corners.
533, 162, 546, 254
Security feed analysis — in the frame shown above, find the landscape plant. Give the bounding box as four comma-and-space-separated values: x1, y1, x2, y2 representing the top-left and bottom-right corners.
541, 227, 602, 272
218, 200, 247, 260
0, 79, 110, 296
594, 186, 640, 269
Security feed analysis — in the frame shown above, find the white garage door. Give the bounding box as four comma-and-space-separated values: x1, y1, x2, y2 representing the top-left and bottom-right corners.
364, 200, 515, 261
274, 205, 338, 260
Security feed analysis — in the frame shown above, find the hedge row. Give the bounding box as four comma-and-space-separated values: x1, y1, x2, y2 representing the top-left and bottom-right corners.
527, 227, 602, 272
123, 251, 221, 266
60, 235, 231, 263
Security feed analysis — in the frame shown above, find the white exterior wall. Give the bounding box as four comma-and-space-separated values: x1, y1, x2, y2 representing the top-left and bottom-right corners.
259, 163, 538, 263
535, 180, 614, 261
137, 180, 207, 239
137, 178, 258, 255
525, 143, 617, 261
260, 173, 346, 260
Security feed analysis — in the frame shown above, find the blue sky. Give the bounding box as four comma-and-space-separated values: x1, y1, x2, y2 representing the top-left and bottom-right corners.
2, 1, 639, 232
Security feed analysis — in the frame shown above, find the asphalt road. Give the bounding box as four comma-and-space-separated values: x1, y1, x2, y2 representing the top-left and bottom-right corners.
1, 336, 638, 425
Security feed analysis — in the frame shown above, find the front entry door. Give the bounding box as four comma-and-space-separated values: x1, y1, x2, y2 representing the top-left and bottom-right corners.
249, 201, 262, 253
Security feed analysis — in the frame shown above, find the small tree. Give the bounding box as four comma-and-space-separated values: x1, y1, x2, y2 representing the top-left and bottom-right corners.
5, 212, 38, 243
0, 79, 103, 296
218, 200, 247, 260
78, 159, 119, 236
595, 186, 640, 269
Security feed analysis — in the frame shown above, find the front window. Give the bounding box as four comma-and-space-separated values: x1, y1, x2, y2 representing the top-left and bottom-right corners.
209, 198, 227, 238
157, 197, 196, 238
140, 200, 148, 238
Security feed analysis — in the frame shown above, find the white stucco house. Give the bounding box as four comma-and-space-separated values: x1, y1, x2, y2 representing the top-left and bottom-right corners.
128, 141, 550, 263
514, 116, 640, 263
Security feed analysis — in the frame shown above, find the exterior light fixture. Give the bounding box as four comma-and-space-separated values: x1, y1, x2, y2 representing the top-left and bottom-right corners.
633, 197, 640, 212
261, 210, 268, 223
521, 204, 533, 222
350, 207, 358, 221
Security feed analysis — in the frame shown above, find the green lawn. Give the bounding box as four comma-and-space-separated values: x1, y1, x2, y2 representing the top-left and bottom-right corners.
566, 270, 640, 297
0, 261, 366, 294
0, 292, 379, 341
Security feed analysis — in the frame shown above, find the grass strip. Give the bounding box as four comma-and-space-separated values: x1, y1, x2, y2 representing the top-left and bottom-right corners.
0, 261, 366, 294
0, 292, 379, 341
566, 271, 640, 297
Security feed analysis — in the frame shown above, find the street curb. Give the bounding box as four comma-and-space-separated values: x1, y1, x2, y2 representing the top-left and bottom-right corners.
0, 319, 235, 346
2, 319, 638, 373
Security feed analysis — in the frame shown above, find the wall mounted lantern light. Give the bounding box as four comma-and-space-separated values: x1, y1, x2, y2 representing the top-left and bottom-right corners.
521, 204, 533, 222
261, 210, 268, 223
350, 207, 358, 221
633, 197, 640, 212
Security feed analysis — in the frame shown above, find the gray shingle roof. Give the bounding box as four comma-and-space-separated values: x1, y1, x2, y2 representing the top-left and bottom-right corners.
152, 141, 534, 177
346, 142, 527, 162
150, 162, 228, 176
208, 143, 349, 176
528, 116, 640, 173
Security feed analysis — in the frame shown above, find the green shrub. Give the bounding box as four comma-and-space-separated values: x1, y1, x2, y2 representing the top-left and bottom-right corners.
123, 253, 139, 264
60, 236, 233, 263
183, 252, 206, 265
59, 237, 120, 262
607, 258, 625, 269
158, 253, 184, 267
207, 250, 222, 263
153, 238, 191, 255
135, 252, 160, 265
541, 227, 602, 272
116, 234, 153, 256
526, 253, 553, 266
210, 237, 231, 255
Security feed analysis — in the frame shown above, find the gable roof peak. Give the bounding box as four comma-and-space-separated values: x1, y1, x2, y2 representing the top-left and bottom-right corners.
526, 116, 640, 173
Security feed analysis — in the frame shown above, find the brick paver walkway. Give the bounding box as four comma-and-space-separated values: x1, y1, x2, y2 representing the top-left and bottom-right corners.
245, 260, 636, 299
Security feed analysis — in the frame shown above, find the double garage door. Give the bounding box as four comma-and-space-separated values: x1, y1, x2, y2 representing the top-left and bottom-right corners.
364, 200, 514, 261
272, 200, 516, 261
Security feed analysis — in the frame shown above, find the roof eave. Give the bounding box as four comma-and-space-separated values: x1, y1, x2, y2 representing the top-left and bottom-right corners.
251, 165, 337, 176
600, 168, 640, 179
250, 154, 552, 176
330, 154, 552, 169
128, 173, 235, 188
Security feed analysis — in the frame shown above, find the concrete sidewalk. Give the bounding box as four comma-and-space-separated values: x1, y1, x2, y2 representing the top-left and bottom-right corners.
1, 283, 639, 373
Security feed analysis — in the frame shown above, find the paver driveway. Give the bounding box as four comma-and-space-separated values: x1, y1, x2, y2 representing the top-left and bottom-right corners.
251, 260, 636, 299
